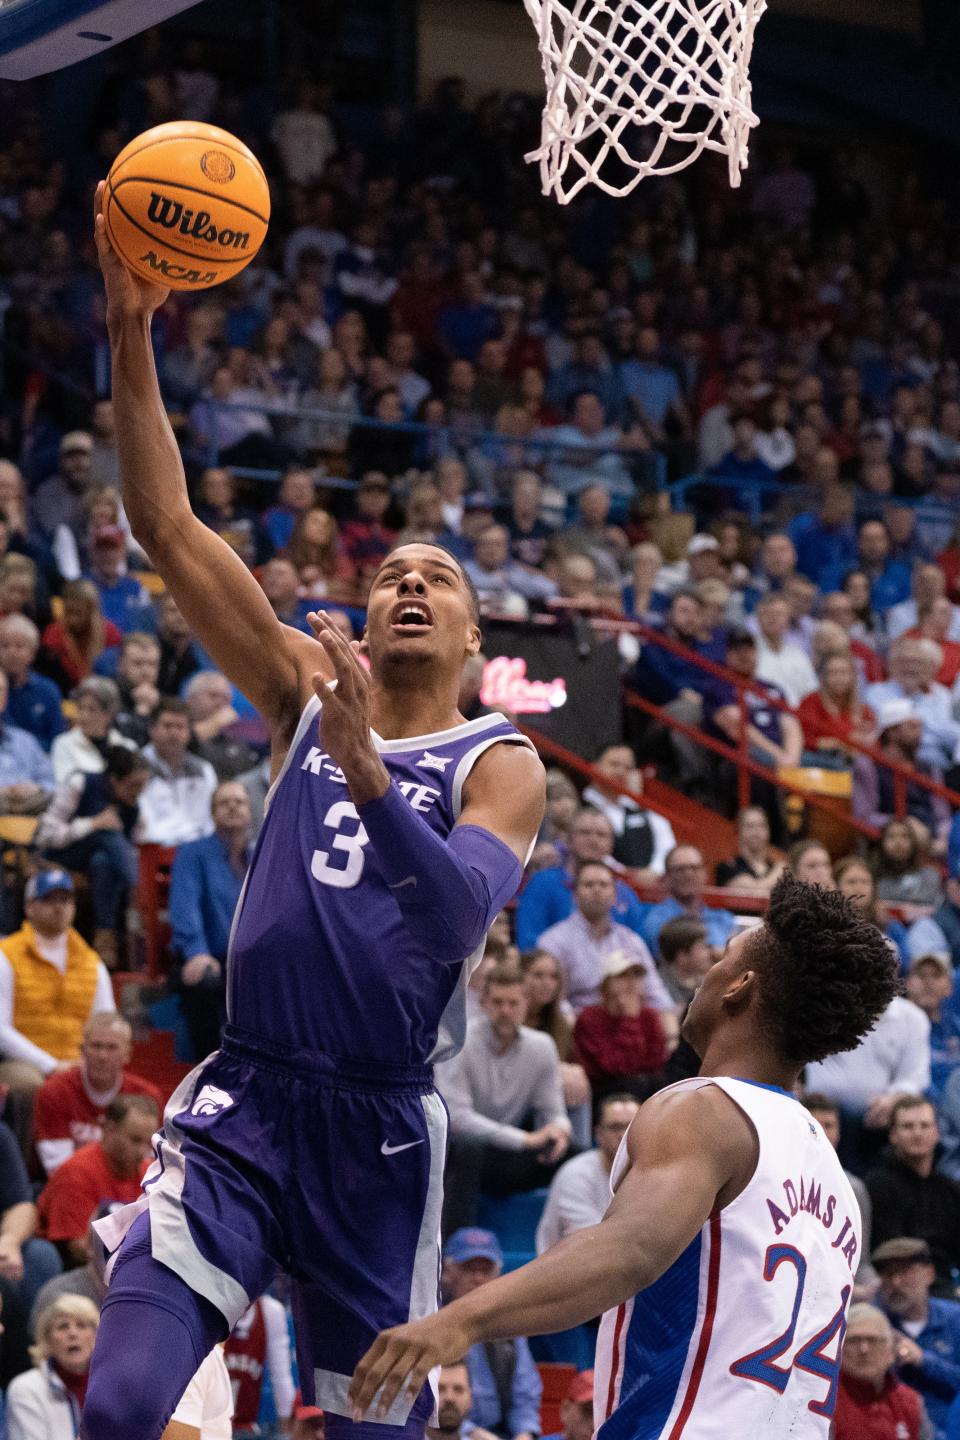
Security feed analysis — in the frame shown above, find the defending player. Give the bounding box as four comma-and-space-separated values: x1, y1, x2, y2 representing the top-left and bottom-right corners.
82, 188, 545, 1440
349, 874, 900, 1439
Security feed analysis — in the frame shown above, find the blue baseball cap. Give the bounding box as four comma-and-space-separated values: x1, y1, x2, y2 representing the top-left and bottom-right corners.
443, 1228, 503, 1266
26, 869, 74, 902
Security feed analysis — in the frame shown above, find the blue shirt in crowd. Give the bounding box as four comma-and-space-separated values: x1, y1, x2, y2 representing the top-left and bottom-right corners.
820, 558, 912, 613
643, 897, 738, 959
702, 675, 787, 749
889, 1296, 960, 1440
466, 1337, 542, 1439
170, 832, 251, 962
629, 632, 706, 706
947, 814, 960, 878
6, 670, 66, 752
707, 452, 777, 489
260, 505, 298, 554
617, 358, 681, 427
437, 301, 500, 361
930, 1008, 960, 1104
788, 512, 857, 589
515, 865, 651, 952
0, 720, 55, 790
90, 573, 157, 634
548, 363, 624, 423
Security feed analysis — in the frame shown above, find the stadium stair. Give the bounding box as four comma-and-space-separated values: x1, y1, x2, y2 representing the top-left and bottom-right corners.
129, 1024, 192, 1102
538, 1364, 578, 1436
641, 775, 738, 872
110, 972, 193, 1104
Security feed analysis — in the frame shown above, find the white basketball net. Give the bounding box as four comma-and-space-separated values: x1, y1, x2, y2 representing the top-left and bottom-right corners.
522, 0, 767, 203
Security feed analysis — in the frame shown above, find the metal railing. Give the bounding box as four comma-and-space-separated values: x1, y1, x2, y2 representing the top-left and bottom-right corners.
180, 396, 667, 501
517, 722, 772, 914
177, 394, 960, 549
666, 469, 960, 540
488, 602, 955, 847
607, 614, 960, 836
516, 608, 887, 845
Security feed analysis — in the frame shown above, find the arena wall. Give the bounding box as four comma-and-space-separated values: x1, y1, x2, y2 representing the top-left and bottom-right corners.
417, 0, 921, 102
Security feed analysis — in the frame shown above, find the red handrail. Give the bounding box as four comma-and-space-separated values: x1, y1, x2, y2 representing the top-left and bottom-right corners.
598, 615, 960, 816
520, 679, 881, 855
517, 723, 775, 913
623, 689, 882, 842
521, 724, 712, 838
518, 720, 936, 918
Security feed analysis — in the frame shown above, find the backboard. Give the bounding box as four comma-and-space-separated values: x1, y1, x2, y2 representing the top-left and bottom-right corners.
0, 0, 205, 79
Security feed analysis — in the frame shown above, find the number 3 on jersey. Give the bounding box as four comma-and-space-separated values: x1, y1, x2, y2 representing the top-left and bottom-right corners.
311, 801, 370, 889
730, 1243, 848, 1418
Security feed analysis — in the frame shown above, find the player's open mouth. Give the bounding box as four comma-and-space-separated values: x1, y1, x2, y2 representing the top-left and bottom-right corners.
389, 601, 434, 634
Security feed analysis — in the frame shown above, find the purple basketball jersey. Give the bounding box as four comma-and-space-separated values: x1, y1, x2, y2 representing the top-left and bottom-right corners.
228, 702, 533, 1064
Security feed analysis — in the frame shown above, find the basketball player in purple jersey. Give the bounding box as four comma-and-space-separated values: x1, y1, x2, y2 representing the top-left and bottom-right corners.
349, 876, 899, 1440
82, 187, 545, 1440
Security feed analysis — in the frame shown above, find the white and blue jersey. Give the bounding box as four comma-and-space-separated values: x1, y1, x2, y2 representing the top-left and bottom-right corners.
228, 699, 534, 1064
594, 1077, 861, 1440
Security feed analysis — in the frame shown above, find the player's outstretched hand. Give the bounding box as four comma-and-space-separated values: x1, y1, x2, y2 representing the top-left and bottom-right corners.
308, 610, 387, 802
349, 1310, 471, 1422
93, 181, 170, 329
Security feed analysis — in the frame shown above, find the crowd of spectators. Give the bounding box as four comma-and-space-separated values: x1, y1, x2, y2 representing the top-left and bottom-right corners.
0, 17, 960, 1436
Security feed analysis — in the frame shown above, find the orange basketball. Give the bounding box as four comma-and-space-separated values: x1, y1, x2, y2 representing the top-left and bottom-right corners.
105, 121, 270, 292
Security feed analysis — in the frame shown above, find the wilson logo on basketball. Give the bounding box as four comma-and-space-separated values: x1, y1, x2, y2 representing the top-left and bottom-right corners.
200, 150, 236, 183
146, 191, 251, 249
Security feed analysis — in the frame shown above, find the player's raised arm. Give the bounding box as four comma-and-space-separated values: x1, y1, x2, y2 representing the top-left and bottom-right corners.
93, 182, 309, 733
348, 1083, 757, 1420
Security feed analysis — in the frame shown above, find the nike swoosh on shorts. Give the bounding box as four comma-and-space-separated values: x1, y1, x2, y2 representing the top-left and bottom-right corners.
381, 1139, 424, 1156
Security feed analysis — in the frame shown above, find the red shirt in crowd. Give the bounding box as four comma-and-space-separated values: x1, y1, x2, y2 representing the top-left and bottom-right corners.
225, 1301, 268, 1433
37, 1141, 148, 1243
40, 618, 123, 687
938, 546, 960, 605
33, 1065, 163, 1175
572, 1005, 667, 1084
796, 691, 875, 751
833, 1373, 925, 1440
852, 637, 885, 685
905, 627, 960, 687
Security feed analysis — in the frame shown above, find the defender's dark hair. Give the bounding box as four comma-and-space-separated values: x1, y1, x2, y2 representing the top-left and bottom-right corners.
748, 871, 900, 1066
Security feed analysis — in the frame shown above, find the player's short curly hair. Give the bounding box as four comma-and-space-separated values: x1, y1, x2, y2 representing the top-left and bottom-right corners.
747, 871, 901, 1066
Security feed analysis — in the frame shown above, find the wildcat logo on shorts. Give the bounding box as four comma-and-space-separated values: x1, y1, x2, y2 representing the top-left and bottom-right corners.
191, 1084, 236, 1117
